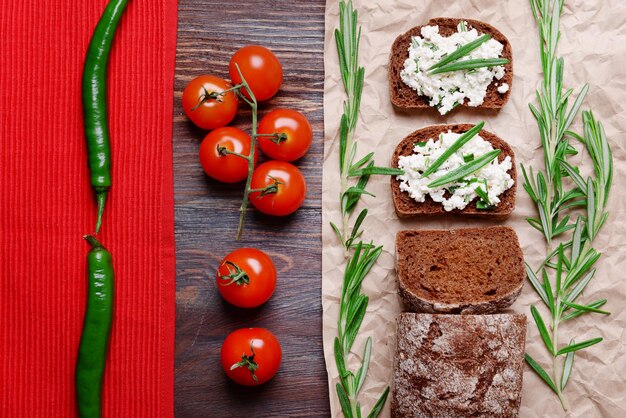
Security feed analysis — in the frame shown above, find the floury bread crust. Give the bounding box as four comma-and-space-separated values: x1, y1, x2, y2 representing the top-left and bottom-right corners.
389, 17, 513, 111
395, 227, 525, 314
391, 124, 517, 219
391, 313, 527, 418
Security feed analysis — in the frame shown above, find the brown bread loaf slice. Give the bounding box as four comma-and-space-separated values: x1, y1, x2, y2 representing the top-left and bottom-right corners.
389, 17, 513, 111
391, 313, 526, 418
396, 227, 525, 314
391, 124, 517, 219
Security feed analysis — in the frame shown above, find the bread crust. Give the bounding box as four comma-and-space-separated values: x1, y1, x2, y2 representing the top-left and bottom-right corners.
395, 227, 525, 314
389, 17, 513, 112
391, 124, 517, 219
391, 313, 526, 418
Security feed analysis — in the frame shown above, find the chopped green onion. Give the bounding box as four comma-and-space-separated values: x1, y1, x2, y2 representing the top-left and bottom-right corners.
457, 21, 468, 32
421, 122, 485, 178
476, 200, 493, 209
414, 141, 427, 147
474, 183, 492, 207
463, 154, 474, 162
428, 34, 491, 71
429, 58, 509, 75
424, 41, 437, 51
450, 101, 462, 111
428, 149, 501, 188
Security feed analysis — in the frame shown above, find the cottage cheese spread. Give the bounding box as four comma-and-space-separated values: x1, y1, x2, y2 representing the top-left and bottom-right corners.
400, 22, 508, 115
497, 83, 510, 94
396, 131, 514, 211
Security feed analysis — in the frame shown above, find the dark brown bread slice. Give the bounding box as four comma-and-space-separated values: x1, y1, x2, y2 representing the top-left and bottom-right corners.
389, 17, 513, 111
391, 124, 517, 219
396, 226, 525, 314
392, 313, 526, 418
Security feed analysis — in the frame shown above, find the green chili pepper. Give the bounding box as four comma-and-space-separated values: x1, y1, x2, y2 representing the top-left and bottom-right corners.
82, 0, 129, 233
76, 235, 114, 418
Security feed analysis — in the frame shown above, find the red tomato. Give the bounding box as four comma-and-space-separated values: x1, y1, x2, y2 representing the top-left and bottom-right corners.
229, 45, 283, 102
257, 109, 313, 161
182, 75, 238, 130
221, 328, 282, 386
216, 248, 276, 308
199, 127, 257, 183
249, 161, 306, 216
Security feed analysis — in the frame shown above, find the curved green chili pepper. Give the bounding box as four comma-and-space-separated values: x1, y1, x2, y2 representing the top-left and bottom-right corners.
82, 0, 129, 233
76, 235, 114, 418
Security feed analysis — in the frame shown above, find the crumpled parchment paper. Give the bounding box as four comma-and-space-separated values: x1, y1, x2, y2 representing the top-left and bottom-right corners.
322, 0, 626, 416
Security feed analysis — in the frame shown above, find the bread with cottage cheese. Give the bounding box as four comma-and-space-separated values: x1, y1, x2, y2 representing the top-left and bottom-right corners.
391, 312, 526, 418
391, 124, 517, 219
389, 17, 513, 112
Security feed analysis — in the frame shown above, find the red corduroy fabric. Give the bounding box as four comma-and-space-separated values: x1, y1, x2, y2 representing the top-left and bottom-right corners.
0, 0, 177, 416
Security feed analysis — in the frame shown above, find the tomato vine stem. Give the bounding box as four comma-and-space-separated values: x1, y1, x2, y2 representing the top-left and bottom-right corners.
191, 83, 245, 111
205, 67, 284, 240
217, 146, 250, 160
232, 64, 258, 241
253, 132, 288, 143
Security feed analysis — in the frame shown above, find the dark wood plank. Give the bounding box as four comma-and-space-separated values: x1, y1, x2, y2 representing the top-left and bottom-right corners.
173, 1, 329, 416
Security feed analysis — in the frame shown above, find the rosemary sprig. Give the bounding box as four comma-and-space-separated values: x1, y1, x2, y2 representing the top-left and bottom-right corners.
428, 34, 491, 71
332, 0, 402, 252
330, 2, 393, 417
428, 58, 509, 75
524, 0, 613, 411
334, 242, 389, 418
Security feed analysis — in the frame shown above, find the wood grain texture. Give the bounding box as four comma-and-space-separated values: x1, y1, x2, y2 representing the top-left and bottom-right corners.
173, 0, 329, 416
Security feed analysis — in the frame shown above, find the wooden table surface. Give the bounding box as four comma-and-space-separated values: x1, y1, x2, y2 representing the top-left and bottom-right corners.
173, 0, 330, 416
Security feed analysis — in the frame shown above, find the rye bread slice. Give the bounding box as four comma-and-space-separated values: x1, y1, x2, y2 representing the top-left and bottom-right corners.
389, 17, 513, 111
391, 124, 517, 219
392, 313, 526, 418
395, 227, 525, 314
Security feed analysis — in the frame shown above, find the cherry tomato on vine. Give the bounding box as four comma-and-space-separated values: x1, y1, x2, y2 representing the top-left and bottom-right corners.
216, 248, 276, 308
221, 328, 282, 386
257, 109, 313, 162
249, 161, 306, 216
199, 127, 257, 183
229, 45, 283, 102
182, 75, 238, 130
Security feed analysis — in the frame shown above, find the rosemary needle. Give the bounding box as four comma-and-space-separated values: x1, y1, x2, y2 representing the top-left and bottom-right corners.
428, 34, 492, 71
421, 122, 484, 178
428, 58, 509, 75
428, 149, 500, 188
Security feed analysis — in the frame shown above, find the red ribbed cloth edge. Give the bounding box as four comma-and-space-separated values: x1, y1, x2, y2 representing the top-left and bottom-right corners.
0, 0, 177, 416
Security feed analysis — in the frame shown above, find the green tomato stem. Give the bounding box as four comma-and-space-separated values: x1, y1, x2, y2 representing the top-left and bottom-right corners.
253, 132, 288, 144
190, 83, 244, 111
218, 146, 250, 161
233, 65, 258, 241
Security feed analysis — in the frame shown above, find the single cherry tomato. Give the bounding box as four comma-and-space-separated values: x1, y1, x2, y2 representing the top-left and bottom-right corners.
182, 75, 238, 130
216, 248, 276, 308
257, 109, 313, 162
199, 127, 257, 183
249, 161, 306, 216
221, 328, 282, 386
229, 45, 283, 102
